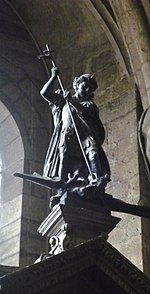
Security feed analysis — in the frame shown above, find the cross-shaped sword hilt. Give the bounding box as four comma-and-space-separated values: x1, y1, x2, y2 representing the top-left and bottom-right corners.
38, 44, 55, 61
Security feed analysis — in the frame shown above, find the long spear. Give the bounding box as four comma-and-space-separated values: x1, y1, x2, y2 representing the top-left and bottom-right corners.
38, 44, 94, 181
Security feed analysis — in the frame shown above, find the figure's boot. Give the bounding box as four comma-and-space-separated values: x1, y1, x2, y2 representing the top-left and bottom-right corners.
88, 150, 102, 177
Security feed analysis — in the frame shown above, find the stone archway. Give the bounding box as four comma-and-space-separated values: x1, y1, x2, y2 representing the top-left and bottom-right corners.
0, 101, 24, 266
1, 0, 150, 274
0, 0, 51, 266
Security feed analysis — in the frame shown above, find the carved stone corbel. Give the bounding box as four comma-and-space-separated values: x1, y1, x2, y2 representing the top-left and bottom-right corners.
49, 223, 74, 254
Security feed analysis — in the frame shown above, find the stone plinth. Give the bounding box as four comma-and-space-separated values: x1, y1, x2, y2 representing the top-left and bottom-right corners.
37, 200, 121, 256
2, 236, 150, 294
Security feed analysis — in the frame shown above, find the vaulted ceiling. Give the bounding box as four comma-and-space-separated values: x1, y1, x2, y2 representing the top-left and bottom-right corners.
5, 0, 130, 89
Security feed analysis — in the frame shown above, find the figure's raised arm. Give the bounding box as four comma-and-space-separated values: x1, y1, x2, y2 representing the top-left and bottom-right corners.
40, 67, 59, 102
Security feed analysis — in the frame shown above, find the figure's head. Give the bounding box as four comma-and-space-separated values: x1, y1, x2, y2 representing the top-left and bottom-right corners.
73, 74, 98, 98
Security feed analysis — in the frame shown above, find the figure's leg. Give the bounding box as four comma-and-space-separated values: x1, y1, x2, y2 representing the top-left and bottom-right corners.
88, 147, 111, 176
58, 152, 69, 182
87, 148, 111, 192
87, 148, 102, 179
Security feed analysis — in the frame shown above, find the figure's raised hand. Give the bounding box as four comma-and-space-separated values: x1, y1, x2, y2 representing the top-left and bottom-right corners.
51, 67, 59, 78
63, 90, 71, 100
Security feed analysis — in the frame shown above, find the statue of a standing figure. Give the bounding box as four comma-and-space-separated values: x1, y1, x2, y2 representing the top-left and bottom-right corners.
14, 46, 150, 218
40, 67, 111, 199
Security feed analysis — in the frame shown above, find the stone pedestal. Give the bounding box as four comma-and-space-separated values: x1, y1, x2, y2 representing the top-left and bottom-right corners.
37, 195, 121, 257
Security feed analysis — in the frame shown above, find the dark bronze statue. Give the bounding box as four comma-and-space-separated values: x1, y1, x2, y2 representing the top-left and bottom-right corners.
41, 67, 110, 191
14, 45, 150, 218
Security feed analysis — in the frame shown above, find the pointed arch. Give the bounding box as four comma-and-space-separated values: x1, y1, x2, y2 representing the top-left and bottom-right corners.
0, 100, 24, 266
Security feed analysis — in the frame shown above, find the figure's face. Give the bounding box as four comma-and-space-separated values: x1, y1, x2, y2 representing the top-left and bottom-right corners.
77, 79, 91, 98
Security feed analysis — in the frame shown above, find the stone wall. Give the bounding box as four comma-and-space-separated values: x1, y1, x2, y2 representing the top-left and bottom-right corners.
0, 0, 150, 274
0, 1, 50, 266
98, 77, 142, 269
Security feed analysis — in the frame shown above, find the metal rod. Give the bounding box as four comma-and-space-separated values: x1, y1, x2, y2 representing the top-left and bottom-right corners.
65, 99, 93, 178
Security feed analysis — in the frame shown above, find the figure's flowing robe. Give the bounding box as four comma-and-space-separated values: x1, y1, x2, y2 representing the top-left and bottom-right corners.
43, 92, 110, 180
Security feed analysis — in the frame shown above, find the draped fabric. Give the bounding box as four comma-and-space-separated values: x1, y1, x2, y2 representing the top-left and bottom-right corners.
43, 93, 110, 180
